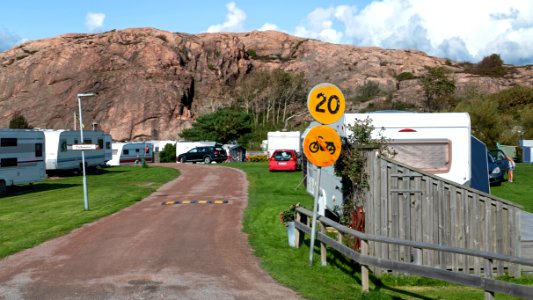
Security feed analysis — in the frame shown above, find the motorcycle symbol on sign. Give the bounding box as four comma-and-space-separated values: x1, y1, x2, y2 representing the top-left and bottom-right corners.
309, 136, 336, 154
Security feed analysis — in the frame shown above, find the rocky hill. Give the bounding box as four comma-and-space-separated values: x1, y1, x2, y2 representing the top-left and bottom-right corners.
1, 27, 531, 141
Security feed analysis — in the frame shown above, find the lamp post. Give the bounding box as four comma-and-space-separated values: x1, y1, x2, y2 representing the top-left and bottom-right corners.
77, 92, 96, 210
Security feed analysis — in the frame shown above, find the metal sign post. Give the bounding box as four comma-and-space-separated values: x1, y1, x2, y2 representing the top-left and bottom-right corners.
304, 83, 345, 267
308, 166, 321, 266
77, 92, 96, 211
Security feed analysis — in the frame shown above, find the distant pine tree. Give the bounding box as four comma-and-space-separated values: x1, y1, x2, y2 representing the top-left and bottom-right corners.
9, 112, 32, 129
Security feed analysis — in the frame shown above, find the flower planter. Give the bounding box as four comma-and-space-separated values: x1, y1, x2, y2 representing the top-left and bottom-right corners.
286, 221, 296, 247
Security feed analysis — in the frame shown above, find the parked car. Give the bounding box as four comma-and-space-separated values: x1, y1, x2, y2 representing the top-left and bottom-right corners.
177, 145, 227, 164
488, 149, 509, 186
268, 149, 299, 171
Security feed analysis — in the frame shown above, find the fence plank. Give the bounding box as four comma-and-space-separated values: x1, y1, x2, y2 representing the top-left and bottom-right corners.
414, 175, 422, 265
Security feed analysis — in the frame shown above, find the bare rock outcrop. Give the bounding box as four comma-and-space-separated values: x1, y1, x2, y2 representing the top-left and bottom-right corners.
1, 28, 531, 140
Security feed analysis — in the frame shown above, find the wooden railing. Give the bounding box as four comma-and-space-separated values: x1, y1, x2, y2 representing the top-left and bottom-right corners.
295, 206, 533, 299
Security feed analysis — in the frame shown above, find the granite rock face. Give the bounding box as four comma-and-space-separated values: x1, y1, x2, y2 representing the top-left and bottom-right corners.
1, 28, 531, 140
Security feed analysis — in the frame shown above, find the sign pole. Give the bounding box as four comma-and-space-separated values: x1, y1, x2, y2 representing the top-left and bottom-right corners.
309, 166, 322, 266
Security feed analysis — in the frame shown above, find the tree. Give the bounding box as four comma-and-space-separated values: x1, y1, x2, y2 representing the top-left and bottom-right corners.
9, 112, 32, 129
419, 66, 456, 112
179, 109, 252, 144
334, 117, 391, 225
159, 143, 177, 163
235, 69, 307, 128
465, 53, 507, 77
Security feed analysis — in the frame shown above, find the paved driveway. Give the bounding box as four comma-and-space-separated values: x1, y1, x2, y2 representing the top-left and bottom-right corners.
0, 163, 301, 299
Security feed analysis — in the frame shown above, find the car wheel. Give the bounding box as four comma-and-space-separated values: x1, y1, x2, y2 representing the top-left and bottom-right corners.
204, 156, 212, 164
179, 156, 186, 163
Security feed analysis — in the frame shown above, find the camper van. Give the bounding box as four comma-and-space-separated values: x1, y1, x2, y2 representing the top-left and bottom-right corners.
306, 112, 484, 217
266, 131, 301, 158
0, 129, 46, 194
106, 142, 153, 166
41, 129, 107, 173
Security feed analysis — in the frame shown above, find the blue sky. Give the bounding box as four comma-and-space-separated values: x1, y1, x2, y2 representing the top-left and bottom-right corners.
1, 0, 533, 65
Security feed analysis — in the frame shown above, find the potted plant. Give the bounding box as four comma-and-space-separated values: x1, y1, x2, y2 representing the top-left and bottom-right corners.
280, 203, 299, 247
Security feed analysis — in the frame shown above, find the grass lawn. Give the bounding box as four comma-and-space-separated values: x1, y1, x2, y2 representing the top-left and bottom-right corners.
491, 163, 533, 212
0, 166, 179, 259
232, 162, 533, 300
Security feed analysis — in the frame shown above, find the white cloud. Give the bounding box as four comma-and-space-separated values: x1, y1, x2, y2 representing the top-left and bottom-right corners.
259, 23, 279, 31
291, 0, 533, 65
207, 2, 246, 33
85, 12, 106, 32
0, 29, 22, 52
293, 7, 343, 43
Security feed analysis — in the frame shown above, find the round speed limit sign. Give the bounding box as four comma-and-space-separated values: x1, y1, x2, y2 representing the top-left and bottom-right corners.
307, 83, 345, 125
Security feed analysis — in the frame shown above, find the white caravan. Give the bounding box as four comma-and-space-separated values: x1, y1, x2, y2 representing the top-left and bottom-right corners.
306, 112, 473, 217
42, 129, 107, 172
106, 142, 154, 166
175, 141, 217, 161
0, 129, 46, 194
266, 131, 301, 158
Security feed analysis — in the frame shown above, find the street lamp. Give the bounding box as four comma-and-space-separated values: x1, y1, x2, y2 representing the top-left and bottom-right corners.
77, 92, 96, 210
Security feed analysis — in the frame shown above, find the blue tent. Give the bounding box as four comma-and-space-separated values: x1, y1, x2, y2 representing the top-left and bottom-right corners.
470, 136, 490, 194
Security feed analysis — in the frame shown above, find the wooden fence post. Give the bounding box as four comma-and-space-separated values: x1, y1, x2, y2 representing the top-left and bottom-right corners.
295, 210, 301, 248
361, 239, 369, 293
320, 221, 327, 266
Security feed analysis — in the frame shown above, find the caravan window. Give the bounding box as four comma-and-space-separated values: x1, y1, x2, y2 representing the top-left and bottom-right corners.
61, 140, 68, 152
84, 139, 92, 144
388, 139, 451, 174
98, 139, 104, 149
106, 141, 111, 150
1, 157, 17, 167
135, 148, 140, 153
123, 149, 129, 155
35, 143, 43, 157
1, 138, 17, 147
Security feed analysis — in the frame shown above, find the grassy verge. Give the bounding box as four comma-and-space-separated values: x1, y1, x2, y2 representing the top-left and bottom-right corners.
232, 162, 533, 300
0, 166, 179, 259
491, 163, 533, 212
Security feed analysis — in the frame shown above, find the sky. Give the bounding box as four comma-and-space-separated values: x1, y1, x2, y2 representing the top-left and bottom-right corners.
1, 0, 533, 65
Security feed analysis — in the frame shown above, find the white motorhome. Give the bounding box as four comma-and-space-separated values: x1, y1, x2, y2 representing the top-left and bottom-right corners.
0, 129, 46, 194
41, 129, 107, 172
175, 141, 217, 161
106, 142, 153, 166
306, 112, 473, 217
266, 131, 301, 158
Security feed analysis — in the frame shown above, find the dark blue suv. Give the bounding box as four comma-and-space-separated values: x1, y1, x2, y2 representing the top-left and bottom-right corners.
177, 145, 227, 164
488, 149, 509, 186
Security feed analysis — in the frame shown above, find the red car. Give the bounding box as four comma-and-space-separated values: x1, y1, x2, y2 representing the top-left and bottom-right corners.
269, 149, 299, 171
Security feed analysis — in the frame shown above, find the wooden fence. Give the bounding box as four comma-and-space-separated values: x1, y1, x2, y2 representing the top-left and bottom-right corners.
365, 150, 523, 277
294, 149, 533, 299
294, 207, 533, 299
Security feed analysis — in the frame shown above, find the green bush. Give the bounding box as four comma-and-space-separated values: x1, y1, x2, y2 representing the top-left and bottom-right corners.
464, 53, 508, 77
246, 49, 257, 58
159, 143, 177, 162
248, 154, 268, 162
395, 72, 415, 81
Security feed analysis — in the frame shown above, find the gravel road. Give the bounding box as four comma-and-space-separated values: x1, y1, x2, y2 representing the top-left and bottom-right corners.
0, 163, 301, 300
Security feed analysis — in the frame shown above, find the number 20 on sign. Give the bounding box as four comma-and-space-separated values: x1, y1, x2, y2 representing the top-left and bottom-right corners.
307, 83, 345, 125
